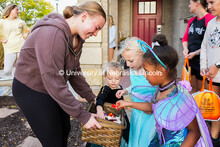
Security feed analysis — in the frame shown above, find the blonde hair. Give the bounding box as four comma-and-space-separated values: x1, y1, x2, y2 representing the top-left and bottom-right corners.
109, 15, 114, 26
118, 37, 144, 56
103, 61, 124, 76
63, 1, 106, 21
1, 4, 17, 19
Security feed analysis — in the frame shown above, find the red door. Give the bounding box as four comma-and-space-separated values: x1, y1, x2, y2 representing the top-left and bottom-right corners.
133, 0, 162, 44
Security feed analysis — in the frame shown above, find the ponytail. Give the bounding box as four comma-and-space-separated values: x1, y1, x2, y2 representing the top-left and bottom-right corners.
63, 1, 106, 20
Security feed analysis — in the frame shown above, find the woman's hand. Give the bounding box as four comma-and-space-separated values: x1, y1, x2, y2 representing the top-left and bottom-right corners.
183, 48, 189, 58
206, 64, 219, 79
116, 89, 126, 99
23, 30, 30, 40
83, 113, 102, 129
187, 51, 196, 60
200, 68, 207, 77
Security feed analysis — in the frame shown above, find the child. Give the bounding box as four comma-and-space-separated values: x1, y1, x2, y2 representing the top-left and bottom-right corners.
96, 61, 129, 145
200, 0, 220, 146
116, 37, 157, 147
117, 37, 213, 146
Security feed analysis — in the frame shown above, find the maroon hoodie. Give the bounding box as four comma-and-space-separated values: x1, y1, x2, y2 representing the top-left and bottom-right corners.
14, 13, 95, 125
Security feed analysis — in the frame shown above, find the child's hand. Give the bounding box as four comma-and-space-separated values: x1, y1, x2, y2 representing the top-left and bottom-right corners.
96, 106, 105, 119
116, 89, 126, 98
97, 111, 105, 119
116, 100, 130, 108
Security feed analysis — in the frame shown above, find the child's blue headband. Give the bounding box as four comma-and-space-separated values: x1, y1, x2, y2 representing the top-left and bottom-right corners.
137, 40, 167, 69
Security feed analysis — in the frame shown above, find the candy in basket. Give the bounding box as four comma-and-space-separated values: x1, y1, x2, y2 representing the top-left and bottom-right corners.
81, 102, 126, 147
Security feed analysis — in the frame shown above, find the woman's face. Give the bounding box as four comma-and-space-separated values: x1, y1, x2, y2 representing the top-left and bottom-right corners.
10, 6, 19, 18
207, 0, 220, 16
78, 13, 105, 40
122, 50, 143, 70
189, 0, 197, 13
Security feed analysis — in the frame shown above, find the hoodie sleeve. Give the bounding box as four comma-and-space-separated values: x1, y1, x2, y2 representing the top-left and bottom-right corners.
34, 27, 91, 125
68, 36, 96, 102
68, 47, 96, 102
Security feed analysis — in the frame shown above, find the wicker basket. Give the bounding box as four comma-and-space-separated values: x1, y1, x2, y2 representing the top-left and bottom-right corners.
81, 102, 126, 147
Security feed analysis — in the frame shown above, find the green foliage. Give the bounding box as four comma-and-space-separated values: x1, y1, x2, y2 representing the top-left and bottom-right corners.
0, 0, 54, 27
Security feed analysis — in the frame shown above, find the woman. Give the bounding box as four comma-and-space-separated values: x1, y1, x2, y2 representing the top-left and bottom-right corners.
200, 0, 220, 146
109, 15, 116, 61
0, 4, 29, 77
12, 1, 106, 146
182, 0, 215, 93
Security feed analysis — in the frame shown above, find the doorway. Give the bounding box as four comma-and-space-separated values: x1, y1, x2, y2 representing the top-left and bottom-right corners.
132, 0, 162, 44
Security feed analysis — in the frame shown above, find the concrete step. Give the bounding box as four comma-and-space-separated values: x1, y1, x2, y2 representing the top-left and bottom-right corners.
17, 136, 42, 147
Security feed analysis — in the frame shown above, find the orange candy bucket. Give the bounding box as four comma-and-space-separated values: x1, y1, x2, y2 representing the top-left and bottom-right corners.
193, 76, 220, 121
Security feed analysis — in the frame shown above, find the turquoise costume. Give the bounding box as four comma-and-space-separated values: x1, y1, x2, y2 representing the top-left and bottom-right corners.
128, 69, 157, 147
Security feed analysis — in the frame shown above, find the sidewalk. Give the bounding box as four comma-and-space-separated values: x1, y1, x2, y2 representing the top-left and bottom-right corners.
0, 96, 89, 147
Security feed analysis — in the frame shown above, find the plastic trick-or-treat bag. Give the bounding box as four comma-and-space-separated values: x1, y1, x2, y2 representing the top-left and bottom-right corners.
192, 76, 220, 121
181, 58, 191, 83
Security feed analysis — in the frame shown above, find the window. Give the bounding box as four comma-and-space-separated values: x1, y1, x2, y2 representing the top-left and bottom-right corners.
138, 0, 156, 14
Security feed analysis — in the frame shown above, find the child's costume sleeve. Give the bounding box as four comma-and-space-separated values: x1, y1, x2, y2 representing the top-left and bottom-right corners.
96, 86, 111, 108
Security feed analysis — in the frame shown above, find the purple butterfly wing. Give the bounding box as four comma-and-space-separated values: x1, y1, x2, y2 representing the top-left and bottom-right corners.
154, 85, 197, 131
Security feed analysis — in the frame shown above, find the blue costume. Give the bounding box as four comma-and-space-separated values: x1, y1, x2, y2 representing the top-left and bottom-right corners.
128, 69, 157, 147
